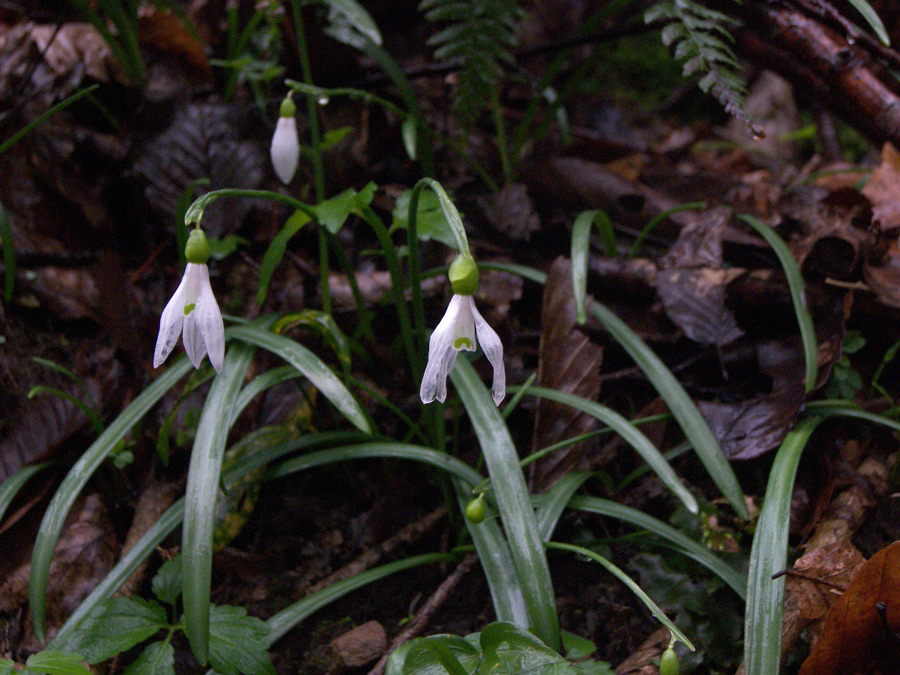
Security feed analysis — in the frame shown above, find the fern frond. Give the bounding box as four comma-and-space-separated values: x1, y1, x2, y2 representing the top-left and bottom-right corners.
646, 0, 761, 135
420, 0, 522, 128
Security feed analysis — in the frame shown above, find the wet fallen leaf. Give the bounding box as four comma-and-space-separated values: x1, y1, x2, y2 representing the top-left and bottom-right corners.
799, 540, 900, 675
135, 102, 264, 236
862, 143, 900, 231
531, 257, 604, 487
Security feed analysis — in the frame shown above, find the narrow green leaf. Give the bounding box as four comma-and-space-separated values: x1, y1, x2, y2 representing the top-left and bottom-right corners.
806, 399, 900, 432
123, 641, 175, 675
629, 202, 705, 257
523, 387, 698, 514
0, 84, 99, 155
571, 210, 597, 324
208, 605, 274, 675
49, 434, 362, 653
402, 117, 418, 160
69, 598, 168, 664
847, 0, 890, 45
229, 324, 372, 433
565, 496, 746, 599
324, 0, 383, 45
0, 463, 49, 524
739, 214, 817, 393
588, 300, 747, 518
743, 416, 823, 675
256, 209, 310, 305
451, 358, 560, 651
534, 471, 593, 542
182, 344, 255, 665
266, 554, 452, 645
546, 542, 695, 651
23, 650, 91, 675
30, 358, 194, 643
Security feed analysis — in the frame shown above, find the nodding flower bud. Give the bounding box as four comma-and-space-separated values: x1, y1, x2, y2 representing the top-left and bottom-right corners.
279, 95, 296, 118
271, 95, 300, 184
449, 254, 479, 296
184, 229, 211, 264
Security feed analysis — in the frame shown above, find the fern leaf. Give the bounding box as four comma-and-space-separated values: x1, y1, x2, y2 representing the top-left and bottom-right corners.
646, 0, 762, 135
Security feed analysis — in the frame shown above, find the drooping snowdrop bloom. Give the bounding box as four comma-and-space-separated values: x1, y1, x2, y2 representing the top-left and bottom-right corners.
420, 255, 505, 406
270, 95, 299, 184
154, 229, 225, 373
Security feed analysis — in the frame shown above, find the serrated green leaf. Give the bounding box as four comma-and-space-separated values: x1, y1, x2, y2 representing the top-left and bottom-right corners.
560, 631, 596, 660
24, 650, 91, 675
325, 0, 382, 45
70, 597, 168, 664
392, 189, 456, 249
478, 623, 572, 675
315, 182, 376, 234
123, 641, 175, 675
151, 555, 182, 606
0, 659, 15, 675
403, 636, 479, 675
208, 605, 274, 675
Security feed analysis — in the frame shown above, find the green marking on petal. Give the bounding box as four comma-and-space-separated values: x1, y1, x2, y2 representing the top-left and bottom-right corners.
454, 337, 472, 349
183, 303, 196, 316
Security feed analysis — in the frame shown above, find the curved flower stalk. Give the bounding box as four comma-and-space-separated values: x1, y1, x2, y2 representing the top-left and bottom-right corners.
154, 229, 225, 372
270, 94, 300, 184
420, 254, 505, 406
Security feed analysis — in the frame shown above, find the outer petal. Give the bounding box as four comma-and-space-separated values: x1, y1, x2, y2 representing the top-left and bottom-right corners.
420, 295, 464, 403
195, 267, 225, 372
153, 271, 190, 368
180, 264, 207, 369
270, 117, 299, 184
472, 300, 505, 405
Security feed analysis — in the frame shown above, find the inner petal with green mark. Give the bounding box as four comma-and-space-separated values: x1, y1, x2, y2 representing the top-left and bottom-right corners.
454, 337, 472, 350
183, 303, 196, 316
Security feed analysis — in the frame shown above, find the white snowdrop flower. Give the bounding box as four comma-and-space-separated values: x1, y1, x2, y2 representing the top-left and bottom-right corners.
420, 255, 505, 406
270, 95, 299, 184
154, 230, 225, 373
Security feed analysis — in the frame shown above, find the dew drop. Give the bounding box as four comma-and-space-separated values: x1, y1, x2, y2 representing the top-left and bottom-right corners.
318, 96, 330, 106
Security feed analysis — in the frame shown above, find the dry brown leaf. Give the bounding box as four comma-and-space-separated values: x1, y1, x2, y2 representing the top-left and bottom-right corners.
800, 540, 900, 675
531, 257, 604, 487
862, 143, 900, 231
138, 7, 211, 77
787, 541, 865, 622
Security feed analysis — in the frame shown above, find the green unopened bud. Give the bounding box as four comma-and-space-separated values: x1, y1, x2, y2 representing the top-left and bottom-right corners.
279, 95, 296, 118
465, 494, 486, 523
185, 229, 211, 264
449, 255, 478, 295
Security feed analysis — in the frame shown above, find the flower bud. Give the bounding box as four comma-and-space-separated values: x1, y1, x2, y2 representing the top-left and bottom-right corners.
279, 95, 296, 118
449, 255, 478, 296
185, 229, 211, 264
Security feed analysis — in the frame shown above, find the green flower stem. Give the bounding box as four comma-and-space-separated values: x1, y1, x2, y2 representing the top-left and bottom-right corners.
184, 189, 316, 227
290, 0, 330, 314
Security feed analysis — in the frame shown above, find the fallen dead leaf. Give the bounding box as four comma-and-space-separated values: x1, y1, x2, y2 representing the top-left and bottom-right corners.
862, 143, 900, 231
531, 257, 604, 487
800, 540, 900, 675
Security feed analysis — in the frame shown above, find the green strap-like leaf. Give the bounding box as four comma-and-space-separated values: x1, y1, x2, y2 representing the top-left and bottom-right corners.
451, 358, 561, 651
523, 387, 698, 514
743, 416, 823, 675
182, 344, 256, 665
0, 463, 50, 524
229, 324, 372, 434
29, 358, 194, 643
739, 214, 817, 394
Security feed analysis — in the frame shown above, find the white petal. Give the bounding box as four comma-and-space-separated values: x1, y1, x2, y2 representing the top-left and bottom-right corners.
153, 270, 190, 368
451, 296, 477, 352
195, 268, 225, 372
420, 295, 464, 403
472, 300, 505, 405
180, 264, 207, 369
270, 117, 299, 184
